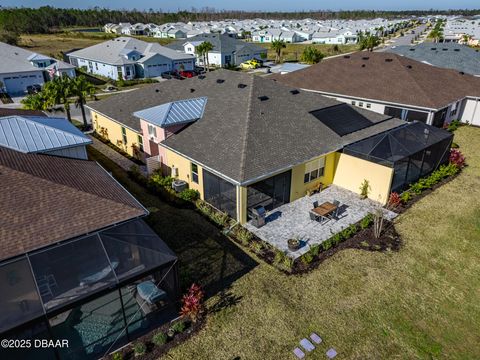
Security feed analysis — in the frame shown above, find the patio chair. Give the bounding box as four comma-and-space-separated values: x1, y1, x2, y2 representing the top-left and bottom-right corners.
309, 211, 320, 222
312, 201, 319, 208
328, 200, 341, 220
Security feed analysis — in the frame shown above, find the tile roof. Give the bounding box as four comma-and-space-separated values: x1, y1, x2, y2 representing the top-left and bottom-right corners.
133, 97, 207, 128
0, 116, 92, 153
0, 148, 147, 261
386, 43, 480, 76
89, 69, 404, 183
272, 52, 480, 110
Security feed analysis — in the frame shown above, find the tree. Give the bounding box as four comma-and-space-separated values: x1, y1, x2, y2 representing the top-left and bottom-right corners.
428, 28, 443, 43
271, 39, 286, 63
358, 32, 380, 51
21, 93, 47, 111
43, 75, 74, 122
71, 75, 95, 129
195, 43, 207, 72
202, 41, 214, 71
0, 29, 19, 45
301, 46, 324, 64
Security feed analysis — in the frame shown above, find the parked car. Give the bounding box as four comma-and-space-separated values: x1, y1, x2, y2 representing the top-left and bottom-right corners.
179, 70, 197, 79
161, 71, 183, 80
240, 59, 262, 70
26, 84, 42, 94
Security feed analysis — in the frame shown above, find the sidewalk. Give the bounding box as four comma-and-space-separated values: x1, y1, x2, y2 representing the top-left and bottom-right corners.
89, 136, 147, 175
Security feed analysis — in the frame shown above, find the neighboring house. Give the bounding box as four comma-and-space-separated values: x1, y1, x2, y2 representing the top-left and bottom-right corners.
68, 37, 195, 80
387, 43, 480, 77
167, 33, 267, 67
0, 115, 92, 159
0, 42, 76, 95
0, 145, 179, 359
252, 29, 302, 43
272, 52, 480, 127
87, 70, 452, 224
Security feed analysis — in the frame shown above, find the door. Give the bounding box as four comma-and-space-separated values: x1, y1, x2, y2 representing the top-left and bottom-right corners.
247, 170, 292, 214
4, 76, 40, 95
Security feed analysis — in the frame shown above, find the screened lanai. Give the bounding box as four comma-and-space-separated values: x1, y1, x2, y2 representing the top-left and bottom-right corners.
343, 121, 453, 192
0, 219, 179, 360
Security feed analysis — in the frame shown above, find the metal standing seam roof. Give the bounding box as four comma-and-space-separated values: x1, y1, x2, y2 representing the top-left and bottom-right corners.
0, 116, 92, 154
133, 97, 208, 128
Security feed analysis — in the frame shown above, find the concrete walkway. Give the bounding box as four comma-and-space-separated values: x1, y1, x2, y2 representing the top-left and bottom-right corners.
89, 136, 147, 175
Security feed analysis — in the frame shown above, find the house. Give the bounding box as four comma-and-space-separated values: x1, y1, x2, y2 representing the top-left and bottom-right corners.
0, 42, 76, 96
387, 43, 480, 77
0, 144, 179, 359
252, 29, 302, 43
87, 70, 452, 224
0, 115, 92, 159
272, 52, 480, 127
68, 37, 195, 80
167, 33, 267, 67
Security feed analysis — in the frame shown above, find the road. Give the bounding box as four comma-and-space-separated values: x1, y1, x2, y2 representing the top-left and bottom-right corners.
376, 24, 428, 52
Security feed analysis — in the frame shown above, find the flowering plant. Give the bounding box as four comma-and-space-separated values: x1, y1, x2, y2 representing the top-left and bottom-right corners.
180, 283, 204, 323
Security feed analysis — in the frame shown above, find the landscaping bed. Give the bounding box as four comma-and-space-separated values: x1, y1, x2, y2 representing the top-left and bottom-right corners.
92, 131, 145, 166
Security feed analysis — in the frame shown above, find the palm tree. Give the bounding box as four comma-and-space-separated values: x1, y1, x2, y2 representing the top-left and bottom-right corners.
271, 39, 286, 63
359, 32, 380, 52
195, 43, 207, 72
43, 76, 73, 122
21, 92, 47, 111
71, 75, 95, 130
202, 41, 214, 71
428, 28, 443, 43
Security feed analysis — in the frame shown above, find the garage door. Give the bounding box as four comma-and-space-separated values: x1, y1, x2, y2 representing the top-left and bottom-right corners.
146, 64, 169, 77
3, 75, 42, 95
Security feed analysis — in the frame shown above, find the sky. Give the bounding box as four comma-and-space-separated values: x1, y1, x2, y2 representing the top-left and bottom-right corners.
1, 0, 479, 12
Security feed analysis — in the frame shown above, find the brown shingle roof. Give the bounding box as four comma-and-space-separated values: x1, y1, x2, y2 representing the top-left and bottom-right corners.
272, 52, 480, 110
0, 148, 147, 261
0, 108, 46, 117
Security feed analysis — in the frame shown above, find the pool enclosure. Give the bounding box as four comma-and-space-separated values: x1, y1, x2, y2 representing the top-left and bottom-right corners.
0, 219, 179, 360
343, 122, 453, 192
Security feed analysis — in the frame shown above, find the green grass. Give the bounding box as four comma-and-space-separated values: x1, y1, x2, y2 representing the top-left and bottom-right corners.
89, 127, 480, 359
256, 42, 359, 62
164, 126, 480, 359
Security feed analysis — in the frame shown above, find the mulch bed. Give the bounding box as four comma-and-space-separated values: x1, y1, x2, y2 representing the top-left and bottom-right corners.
102, 316, 206, 360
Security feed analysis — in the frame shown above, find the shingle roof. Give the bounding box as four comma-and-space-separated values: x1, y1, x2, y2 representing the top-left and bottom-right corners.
272, 52, 480, 110
0, 108, 45, 117
387, 43, 480, 76
68, 37, 194, 65
88, 70, 404, 184
0, 148, 147, 261
133, 97, 207, 128
0, 42, 46, 74
0, 116, 92, 153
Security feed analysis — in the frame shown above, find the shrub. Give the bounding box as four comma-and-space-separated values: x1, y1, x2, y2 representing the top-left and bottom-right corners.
388, 192, 401, 209
301, 252, 314, 265
449, 148, 466, 169
310, 244, 320, 257
359, 179, 371, 199
360, 214, 373, 229
400, 191, 412, 203
150, 174, 174, 188
451, 142, 459, 149
236, 228, 253, 245
180, 283, 204, 323
178, 188, 200, 201
171, 321, 186, 333
249, 241, 263, 254
281, 255, 294, 271
331, 233, 343, 246
112, 352, 123, 360
196, 199, 212, 216
133, 342, 146, 357
446, 119, 461, 132
273, 250, 286, 265
322, 238, 333, 251
152, 332, 167, 346
211, 211, 229, 227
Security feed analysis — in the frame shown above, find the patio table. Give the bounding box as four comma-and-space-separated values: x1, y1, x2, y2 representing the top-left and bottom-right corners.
311, 202, 337, 221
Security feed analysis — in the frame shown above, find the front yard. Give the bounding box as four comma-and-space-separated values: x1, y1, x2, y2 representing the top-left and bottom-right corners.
90, 126, 480, 359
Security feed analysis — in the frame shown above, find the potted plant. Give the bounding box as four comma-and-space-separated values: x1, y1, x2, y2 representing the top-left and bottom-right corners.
287, 237, 301, 251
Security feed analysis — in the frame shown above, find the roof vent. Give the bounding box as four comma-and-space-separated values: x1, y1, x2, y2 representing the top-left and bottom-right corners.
198, 75, 206, 79
409, 48, 415, 51
361, 64, 366, 67
442, 48, 448, 51
216, 79, 225, 84
362, 56, 369, 60
155, 89, 160, 93
190, 88, 195, 92
343, 55, 350, 59
459, 71, 465, 75
290, 89, 300, 95
385, 58, 393, 62
238, 83, 247, 88
406, 65, 413, 69
431, 47, 437, 50
258, 95, 269, 101
454, 48, 460, 52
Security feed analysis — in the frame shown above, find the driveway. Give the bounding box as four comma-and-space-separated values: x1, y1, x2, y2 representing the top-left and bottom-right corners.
376, 24, 428, 52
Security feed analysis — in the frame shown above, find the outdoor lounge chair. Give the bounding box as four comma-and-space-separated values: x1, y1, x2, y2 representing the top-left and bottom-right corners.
327, 200, 341, 219
309, 211, 320, 222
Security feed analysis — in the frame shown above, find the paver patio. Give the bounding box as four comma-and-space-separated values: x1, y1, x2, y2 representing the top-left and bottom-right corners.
244, 185, 397, 259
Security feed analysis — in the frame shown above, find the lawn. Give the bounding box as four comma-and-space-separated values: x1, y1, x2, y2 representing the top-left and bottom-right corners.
19, 33, 175, 60
89, 127, 480, 359
257, 42, 359, 62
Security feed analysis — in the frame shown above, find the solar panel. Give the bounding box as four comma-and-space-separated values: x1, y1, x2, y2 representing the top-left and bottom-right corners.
310, 104, 374, 136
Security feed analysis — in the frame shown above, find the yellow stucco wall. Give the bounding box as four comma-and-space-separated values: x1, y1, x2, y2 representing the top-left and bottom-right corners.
163, 148, 204, 198
91, 110, 142, 157
290, 152, 337, 202
332, 153, 393, 205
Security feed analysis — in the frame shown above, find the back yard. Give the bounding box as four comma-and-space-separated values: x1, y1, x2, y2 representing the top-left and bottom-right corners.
90, 126, 480, 359
259, 42, 359, 62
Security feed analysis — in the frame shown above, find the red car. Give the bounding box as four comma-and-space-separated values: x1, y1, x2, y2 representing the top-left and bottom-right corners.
179, 70, 197, 79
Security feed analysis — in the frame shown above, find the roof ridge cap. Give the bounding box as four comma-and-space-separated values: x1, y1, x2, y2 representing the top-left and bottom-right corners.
238, 76, 255, 181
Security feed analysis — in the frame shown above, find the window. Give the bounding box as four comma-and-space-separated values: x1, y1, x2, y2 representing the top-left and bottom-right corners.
126, 67, 131, 76
148, 124, 157, 138
117, 66, 123, 79
121, 127, 127, 144
366, 103, 371, 109
95, 63, 98, 70
450, 101, 459, 117
191, 163, 199, 183
358, 102, 364, 107
304, 157, 325, 183
351, 101, 356, 106
137, 135, 144, 151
